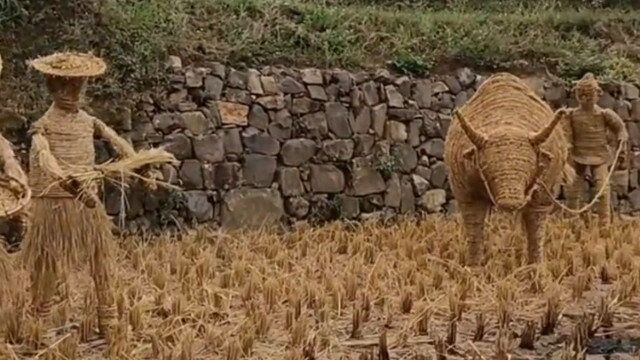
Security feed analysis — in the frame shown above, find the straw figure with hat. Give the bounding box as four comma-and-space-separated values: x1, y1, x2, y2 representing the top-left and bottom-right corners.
0, 54, 32, 301
562, 73, 629, 227
22, 51, 178, 340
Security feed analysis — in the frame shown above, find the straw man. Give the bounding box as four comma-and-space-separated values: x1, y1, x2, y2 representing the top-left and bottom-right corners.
0, 54, 30, 300
0, 135, 30, 298
563, 73, 628, 226
22, 52, 158, 340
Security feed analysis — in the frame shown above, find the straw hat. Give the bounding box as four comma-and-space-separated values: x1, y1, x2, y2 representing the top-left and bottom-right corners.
28, 52, 106, 78
573, 72, 600, 92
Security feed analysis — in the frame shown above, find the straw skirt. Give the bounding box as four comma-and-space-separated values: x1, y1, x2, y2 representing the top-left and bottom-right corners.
22, 197, 114, 267
21, 196, 116, 327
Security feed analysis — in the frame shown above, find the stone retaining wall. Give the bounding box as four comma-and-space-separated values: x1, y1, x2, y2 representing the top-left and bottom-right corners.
22, 59, 640, 232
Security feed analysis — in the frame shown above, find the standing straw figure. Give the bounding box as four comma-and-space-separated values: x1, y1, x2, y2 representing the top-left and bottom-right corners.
0, 54, 31, 301
22, 52, 157, 339
563, 73, 629, 227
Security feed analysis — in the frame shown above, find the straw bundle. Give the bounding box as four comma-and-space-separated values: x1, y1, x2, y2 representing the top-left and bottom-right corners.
59, 147, 180, 193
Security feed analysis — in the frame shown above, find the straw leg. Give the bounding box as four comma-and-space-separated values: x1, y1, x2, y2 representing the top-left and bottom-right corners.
54, 270, 70, 310
565, 162, 589, 223
565, 163, 586, 208
459, 201, 489, 267
30, 252, 64, 320
90, 239, 117, 340
522, 206, 548, 264
592, 163, 611, 227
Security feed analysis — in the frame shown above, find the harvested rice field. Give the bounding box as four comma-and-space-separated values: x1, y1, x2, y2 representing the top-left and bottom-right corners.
2, 212, 640, 359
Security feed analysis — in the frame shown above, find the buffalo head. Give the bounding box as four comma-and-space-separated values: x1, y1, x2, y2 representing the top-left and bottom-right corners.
454, 108, 566, 211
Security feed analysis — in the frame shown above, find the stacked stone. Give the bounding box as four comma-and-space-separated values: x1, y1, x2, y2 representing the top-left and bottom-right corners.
88, 57, 640, 230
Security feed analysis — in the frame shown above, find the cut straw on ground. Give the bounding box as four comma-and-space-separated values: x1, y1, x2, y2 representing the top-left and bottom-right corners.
3, 212, 640, 359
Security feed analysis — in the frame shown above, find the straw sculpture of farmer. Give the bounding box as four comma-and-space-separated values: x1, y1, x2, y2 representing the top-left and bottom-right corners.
563, 73, 628, 227
0, 54, 31, 301
22, 52, 172, 340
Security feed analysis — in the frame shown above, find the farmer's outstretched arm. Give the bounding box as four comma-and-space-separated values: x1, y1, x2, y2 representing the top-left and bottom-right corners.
0, 135, 27, 187
93, 117, 136, 158
31, 131, 65, 180
603, 108, 628, 141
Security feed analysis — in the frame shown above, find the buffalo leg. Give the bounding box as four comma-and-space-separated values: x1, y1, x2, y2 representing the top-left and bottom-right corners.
459, 201, 489, 267
522, 206, 549, 264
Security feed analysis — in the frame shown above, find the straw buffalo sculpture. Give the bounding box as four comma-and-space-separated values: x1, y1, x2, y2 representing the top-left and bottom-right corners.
444, 73, 575, 266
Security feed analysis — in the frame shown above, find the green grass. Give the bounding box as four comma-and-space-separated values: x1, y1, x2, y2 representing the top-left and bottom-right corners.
0, 0, 639, 115
186, 0, 640, 83
98, 0, 186, 94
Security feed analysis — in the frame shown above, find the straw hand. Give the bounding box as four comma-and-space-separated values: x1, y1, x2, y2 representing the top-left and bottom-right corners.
555, 107, 569, 117
7, 178, 24, 196
618, 132, 628, 143
141, 166, 163, 191
61, 174, 98, 208
2, 162, 28, 196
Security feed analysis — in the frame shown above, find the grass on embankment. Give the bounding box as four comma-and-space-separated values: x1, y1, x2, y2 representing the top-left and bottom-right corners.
184, 0, 640, 82
0, 0, 639, 112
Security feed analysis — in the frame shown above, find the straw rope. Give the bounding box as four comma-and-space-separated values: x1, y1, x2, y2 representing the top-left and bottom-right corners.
538, 139, 626, 214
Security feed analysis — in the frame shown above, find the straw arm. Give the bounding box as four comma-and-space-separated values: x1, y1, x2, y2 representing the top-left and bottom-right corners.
602, 109, 628, 141
31, 132, 66, 181
93, 117, 136, 158
94, 117, 169, 190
